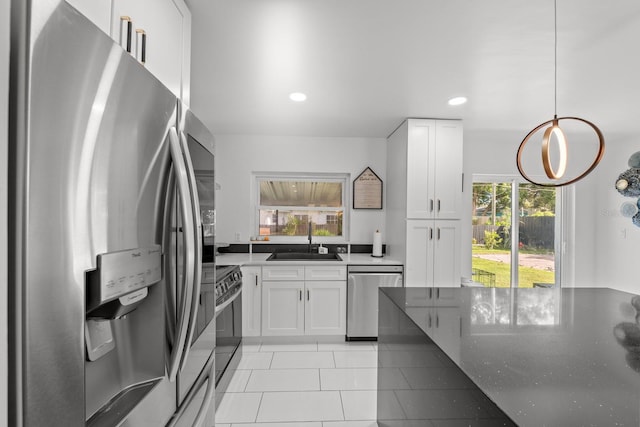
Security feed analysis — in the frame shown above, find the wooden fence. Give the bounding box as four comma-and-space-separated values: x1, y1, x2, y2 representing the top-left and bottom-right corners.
472, 216, 555, 250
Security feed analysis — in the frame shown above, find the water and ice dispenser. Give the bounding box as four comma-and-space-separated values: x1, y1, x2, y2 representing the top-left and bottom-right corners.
84, 246, 162, 361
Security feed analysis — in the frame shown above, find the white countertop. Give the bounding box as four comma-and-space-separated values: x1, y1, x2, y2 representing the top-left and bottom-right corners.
214, 252, 403, 267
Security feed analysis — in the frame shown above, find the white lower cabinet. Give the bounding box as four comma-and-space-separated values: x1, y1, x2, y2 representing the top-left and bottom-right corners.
405, 219, 461, 288
241, 266, 262, 337
261, 266, 346, 336
261, 281, 305, 336
304, 281, 347, 335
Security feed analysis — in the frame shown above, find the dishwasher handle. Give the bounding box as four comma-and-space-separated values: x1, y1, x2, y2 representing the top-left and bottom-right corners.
347, 272, 403, 288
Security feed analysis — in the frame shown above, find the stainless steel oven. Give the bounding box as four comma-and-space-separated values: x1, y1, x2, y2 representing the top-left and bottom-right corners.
214, 265, 243, 401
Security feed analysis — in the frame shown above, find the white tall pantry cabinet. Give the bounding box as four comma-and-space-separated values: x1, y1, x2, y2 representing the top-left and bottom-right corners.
386, 119, 463, 288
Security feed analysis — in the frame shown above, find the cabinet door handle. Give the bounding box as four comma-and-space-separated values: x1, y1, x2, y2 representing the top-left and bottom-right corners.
429, 199, 434, 212
429, 227, 433, 240
436, 315, 439, 328
428, 313, 432, 329
436, 288, 440, 299
120, 16, 133, 53
307, 290, 310, 301
437, 228, 441, 240
299, 290, 302, 301
428, 288, 433, 299
136, 29, 146, 64
437, 199, 441, 212
255, 276, 258, 286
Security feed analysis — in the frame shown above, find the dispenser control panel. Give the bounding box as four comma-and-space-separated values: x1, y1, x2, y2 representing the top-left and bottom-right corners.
86, 245, 162, 312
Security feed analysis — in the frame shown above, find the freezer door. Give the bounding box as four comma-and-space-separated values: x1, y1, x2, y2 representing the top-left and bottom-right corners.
347, 273, 403, 338
168, 354, 216, 427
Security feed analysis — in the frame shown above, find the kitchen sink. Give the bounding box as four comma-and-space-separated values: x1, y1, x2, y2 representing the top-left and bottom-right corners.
266, 252, 343, 261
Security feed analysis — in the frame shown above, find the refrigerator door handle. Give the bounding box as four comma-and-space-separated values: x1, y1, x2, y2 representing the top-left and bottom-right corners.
167, 127, 196, 382
192, 360, 216, 427
177, 131, 204, 371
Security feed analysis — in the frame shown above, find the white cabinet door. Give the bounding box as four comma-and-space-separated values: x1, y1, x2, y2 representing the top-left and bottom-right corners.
304, 281, 346, 335
111, 0, 190, 101
406, 119, 436, 219
65, 0, 112, 34
241, 266, 261, 337
261, 281, 304, 336
434, 121, 463, 219
404, 119, 463, 220
406, 219, 461, 288
433, 220, 461, 288
405, 220, 431, 287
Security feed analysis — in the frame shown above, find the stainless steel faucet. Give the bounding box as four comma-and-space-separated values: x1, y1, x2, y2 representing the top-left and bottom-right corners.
307, 221, 312, 252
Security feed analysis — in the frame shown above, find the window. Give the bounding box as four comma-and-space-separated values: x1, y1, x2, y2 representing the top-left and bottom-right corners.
471, 175, 567, 288
255, 174, 348, 240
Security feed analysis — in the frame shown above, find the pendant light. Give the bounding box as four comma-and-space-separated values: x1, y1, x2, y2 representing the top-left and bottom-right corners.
516, 0, 605, 187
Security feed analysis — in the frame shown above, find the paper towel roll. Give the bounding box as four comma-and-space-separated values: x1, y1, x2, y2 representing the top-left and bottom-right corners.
372, 229, 383, 257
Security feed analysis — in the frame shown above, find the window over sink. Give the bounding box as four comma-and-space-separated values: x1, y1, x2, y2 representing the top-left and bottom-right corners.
254, 173, 349, 241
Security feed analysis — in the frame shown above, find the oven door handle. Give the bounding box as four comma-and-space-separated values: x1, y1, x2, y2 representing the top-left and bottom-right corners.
166, 127, 196, 382
215, 287, 242, 317
177, 130, 203, 372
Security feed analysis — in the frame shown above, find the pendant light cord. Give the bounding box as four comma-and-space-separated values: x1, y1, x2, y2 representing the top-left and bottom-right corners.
554, 0, 558, 119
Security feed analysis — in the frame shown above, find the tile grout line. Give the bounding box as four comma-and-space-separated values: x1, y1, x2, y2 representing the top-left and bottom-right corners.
243, 369, 253, 393
338, 389, 346, 422
268, 351, 274, 369
253, 391, 265, 423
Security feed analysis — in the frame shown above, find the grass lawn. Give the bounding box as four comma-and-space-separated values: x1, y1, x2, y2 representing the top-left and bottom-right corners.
472, 247, 555, 288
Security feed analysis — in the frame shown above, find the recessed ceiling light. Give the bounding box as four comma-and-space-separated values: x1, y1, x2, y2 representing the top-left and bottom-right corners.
289, 92, 307, 102
448, 96, 467, 106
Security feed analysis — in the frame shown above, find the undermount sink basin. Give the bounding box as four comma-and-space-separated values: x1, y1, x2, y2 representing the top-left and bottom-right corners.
266, 252, 343, 261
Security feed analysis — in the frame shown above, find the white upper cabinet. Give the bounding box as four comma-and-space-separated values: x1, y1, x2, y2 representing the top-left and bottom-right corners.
65, 0, 191, 103
400, 119, 463, 220
111, 0, 191, 103
406, 120, 435, 219
433, 121, 463, 218
66, 0, 112, 34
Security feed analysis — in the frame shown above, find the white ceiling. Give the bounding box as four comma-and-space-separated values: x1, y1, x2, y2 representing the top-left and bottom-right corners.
186, 0, 640, 140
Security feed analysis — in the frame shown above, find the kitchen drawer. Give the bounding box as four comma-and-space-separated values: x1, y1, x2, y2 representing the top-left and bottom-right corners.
262, 266, 305, 281
304, 266, 346, 281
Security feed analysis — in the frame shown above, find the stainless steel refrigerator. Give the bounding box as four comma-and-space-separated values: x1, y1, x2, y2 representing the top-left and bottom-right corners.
8, 1, 216, 426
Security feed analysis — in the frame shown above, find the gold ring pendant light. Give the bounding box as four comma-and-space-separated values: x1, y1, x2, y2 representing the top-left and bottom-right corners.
516, 0, 605, 187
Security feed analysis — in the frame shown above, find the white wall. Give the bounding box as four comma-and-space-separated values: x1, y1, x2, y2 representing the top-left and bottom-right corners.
591, 135, 640, 293
1, 0, 9, 424
214, 134, 387, 245
462, 129, 600, 288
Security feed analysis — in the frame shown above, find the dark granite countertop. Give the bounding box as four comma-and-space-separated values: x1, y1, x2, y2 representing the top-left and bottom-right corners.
380, 286, 640, 426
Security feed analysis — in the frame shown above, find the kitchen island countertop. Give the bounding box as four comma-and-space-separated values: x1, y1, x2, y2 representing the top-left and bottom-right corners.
377, 286, 640, 426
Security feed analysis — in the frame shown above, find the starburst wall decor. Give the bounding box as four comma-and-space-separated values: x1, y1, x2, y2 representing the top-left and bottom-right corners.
615, 151, 640, 227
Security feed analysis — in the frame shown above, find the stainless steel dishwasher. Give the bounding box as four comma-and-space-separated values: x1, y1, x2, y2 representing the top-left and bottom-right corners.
346, 265, 403, 340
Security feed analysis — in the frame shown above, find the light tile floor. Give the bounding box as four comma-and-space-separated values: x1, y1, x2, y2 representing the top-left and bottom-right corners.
216, 341, 378, 427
